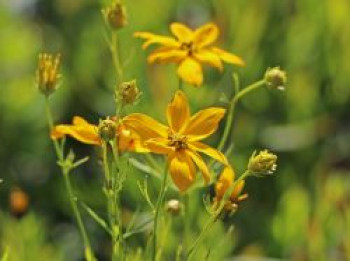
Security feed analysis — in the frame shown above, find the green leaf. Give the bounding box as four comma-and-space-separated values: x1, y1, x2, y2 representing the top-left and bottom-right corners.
80, 202, 112, 236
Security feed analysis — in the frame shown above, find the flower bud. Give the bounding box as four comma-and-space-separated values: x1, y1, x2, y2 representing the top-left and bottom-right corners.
117, 80, 141, 105
264, 67, 287, 90
102, 2, 127, 30
10, 187, 29, 217
98, 118, 117, 142
36, 53, 61, 96
248, 150, 277, 175
166, 199, 181, 215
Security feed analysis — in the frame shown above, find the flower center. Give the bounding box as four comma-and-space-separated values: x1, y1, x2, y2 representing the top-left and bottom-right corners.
180, 41, 195, 56
168, 130, 188, 151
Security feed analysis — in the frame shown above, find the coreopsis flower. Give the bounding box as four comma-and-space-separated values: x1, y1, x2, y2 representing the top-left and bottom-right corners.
10, 187, 29, 217
51, 116, 145, 152
214, 167, 247, 211
248, 150, 277, 176
123, 90, 228, 192
134, 22, 245, 86
36, 53, 61, 96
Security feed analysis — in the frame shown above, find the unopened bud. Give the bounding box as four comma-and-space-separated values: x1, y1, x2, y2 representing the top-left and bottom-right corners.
118, 80, 141, 105
248, 150, 277, 175
98, 118, 117, 142
264, 67, 287, 90
102, 2, 127, 30
166, 199, 181, 215
36, 53, 61, 96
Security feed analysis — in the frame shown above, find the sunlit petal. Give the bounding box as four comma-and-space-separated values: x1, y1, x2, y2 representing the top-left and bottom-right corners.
134, 32, 180, 49
193, 49, 223, 70
188, 141, 228, 165
148, 47, 187, 64
211, 47, 245, 66
170, 22, 194, 43
167, 90, 190, 132
177, 58, 203, 86
168, 150, 196, 192
118, 124, 149, 153
145, 137, 174, 154
184, 108, 225, 141
186, 150, 210, 184
51, 116, 100, 145
123, 113, 168, 142
193, 23, 219, 49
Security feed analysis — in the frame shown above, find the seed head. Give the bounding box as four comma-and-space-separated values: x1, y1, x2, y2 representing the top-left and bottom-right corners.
102, 2, 127, 30
117, 80, 141, 105
98, 118, 117, 142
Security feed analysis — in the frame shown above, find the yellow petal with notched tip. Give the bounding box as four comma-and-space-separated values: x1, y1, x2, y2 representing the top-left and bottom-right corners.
170, 22, 194, 43
186, 149, 210, 184
167, 90, 190, 133
211, 47, 245, 66
188, 141, 228, 165
168, 150, 196, 192
193, 23, 219, 49
184, 107, 225, 141
177, 58, 203, 86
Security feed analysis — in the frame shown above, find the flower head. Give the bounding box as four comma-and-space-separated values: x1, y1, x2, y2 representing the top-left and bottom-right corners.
214, 166, 247, 211
117, 80, 141, 105
264, 67, 287, 90
123, 90, 228, 192
10, 187, 29, 217
102, 1, 127, 30
51, 116, 145, 152
248, 150, 277, 175
36, 53, 61, 96
134, 22, 244, 86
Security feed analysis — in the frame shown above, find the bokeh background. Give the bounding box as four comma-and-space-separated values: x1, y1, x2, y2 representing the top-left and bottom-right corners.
0, 0, 349, 260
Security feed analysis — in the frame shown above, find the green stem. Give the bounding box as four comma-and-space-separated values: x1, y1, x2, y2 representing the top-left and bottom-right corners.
45, 97, 94, 260
178, 78, 183, 90
111, 31, 124, 87
152, 163, 169, 261
186, 170, 251, 260
217, 79, 266, 152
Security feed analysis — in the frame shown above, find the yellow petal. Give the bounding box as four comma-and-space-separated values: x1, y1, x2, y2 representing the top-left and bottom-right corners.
183, 107, 225, 141
215, 166, 234, 199
50, 116, 100, 145
193, 49, 223, 70
186, 150, 210, 184
167, 90, 190, 132
177, 58, 203, 86
118, 124, 149, 153
168, 150, 196, 192
134, 32, 180, 49
211, 47, 245, 66
123, 113, 168, 142
170, 22, 194, 43
148, 47, 187, 64
193, 23, 219, 49
145, 138, 174, 154
188, 141, 228, 165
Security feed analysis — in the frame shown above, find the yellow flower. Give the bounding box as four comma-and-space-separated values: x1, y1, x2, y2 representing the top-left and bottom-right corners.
134, 22, 245, 86
123, 90, 228, 192
36, 53, 61, 96
214, 166, 247, 211
51, 116, 145, 152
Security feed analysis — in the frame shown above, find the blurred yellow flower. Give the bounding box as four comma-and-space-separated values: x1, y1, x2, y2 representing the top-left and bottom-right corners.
51, 116, 145, 152
123, 90, 228, 191
214, 166, 247, 211
36, 53, 61, 96
134, 22, 244, 86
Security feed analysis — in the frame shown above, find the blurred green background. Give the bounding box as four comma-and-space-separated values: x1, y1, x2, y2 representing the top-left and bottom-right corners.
0, 0, 349, 260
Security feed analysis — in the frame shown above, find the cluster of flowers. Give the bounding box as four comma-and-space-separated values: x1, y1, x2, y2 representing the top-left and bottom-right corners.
36, 1, 285, 259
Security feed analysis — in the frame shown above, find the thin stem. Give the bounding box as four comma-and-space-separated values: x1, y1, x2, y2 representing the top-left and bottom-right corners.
217, 79, 266, 152
111, 31, 124, 87
186, 170, 251, 259
45, 97, 94, 260
152, 163, 169, 261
